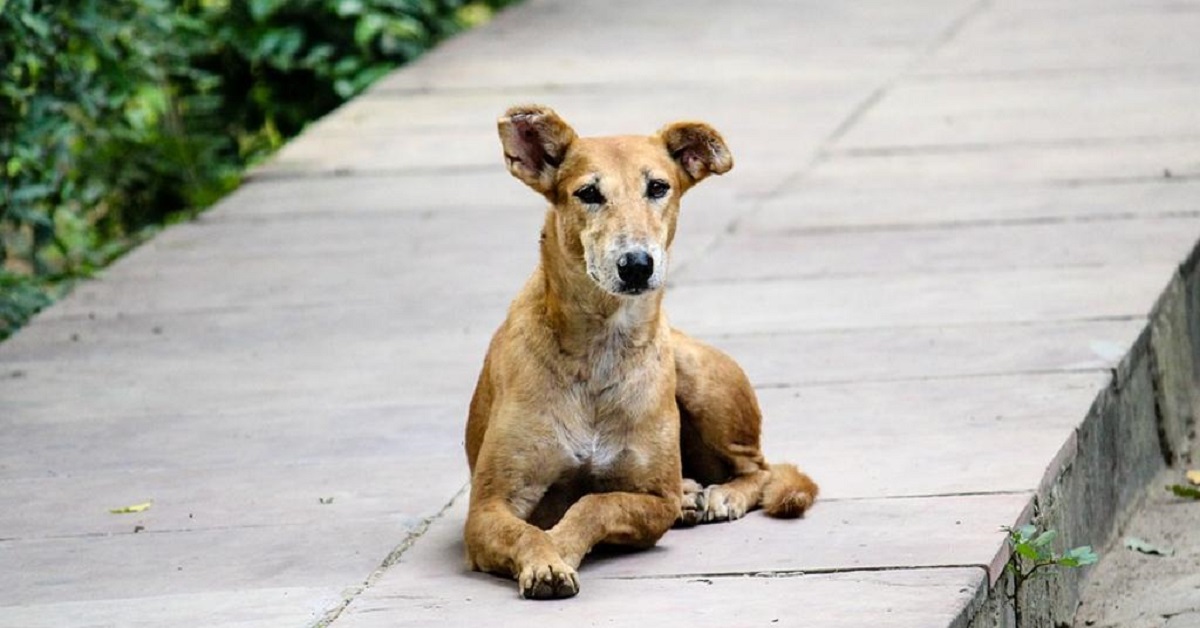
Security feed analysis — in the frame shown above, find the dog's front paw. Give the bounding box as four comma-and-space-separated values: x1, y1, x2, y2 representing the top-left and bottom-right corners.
701, 484, 750, 523
518, 557, 580, 600
677, 478, 706, 527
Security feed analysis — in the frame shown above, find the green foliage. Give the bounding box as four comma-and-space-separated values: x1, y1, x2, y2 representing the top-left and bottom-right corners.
1002, 524, 1098, 623
1004, 524, 1098, 576
1, 0, 514, 339
0, 272, 53, 339
1167, 483, 1200, 499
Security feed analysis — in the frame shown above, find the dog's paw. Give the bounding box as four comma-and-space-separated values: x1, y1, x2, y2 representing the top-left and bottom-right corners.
518, 558, 580, 600
677, 478, 706, 527
701, 484, 750, 523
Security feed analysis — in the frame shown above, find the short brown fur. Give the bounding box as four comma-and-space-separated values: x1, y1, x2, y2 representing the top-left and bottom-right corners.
464, 105, 817, 599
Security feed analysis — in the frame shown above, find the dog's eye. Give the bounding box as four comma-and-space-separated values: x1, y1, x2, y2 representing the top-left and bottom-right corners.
646, 179, 670, 200
573, 184, 605, 205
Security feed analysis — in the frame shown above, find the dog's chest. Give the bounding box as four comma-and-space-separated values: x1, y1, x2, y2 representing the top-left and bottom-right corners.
553, 416, 629, 471
553, 319, 660, 473
554, 376, 652, 473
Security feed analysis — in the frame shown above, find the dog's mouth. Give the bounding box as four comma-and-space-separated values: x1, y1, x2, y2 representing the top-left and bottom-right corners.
586, 267, 658, 297
616, 284, 652, 296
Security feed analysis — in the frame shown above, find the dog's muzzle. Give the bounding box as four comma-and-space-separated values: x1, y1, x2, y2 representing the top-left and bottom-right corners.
616, 250, 654, 294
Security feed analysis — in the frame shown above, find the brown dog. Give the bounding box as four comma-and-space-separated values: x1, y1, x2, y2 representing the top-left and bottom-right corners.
464, 105, 818, 599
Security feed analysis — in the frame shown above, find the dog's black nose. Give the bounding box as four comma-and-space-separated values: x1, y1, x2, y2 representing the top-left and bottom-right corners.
617, 250, 654, 289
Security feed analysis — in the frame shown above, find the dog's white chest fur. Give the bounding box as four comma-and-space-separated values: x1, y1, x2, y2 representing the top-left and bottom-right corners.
553, 303, 654, 472
554, 420, 626, 470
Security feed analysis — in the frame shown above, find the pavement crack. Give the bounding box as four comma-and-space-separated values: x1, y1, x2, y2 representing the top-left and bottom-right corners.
312, 482, 469, 628
752, 366, 1111, 390
820, 490, 1032, 503
246, 163, 495, 183
675, 261, 1128, 287
702, 315, 1143, 340
714, 0, 996, 241
826, 134, 1200, 158
600, 564, 989, 582
755, 209, 1200, 238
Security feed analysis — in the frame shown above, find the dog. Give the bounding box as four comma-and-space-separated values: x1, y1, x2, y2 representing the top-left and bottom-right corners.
463, 105, 818, 599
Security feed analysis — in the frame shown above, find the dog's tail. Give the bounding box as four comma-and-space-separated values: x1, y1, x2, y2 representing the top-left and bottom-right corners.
762, 463, 819, 518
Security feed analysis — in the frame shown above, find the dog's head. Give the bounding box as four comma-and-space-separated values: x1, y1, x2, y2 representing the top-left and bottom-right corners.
498, 105, 732, 297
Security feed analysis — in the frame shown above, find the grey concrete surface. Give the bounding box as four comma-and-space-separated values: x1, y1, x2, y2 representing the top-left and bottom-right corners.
1074, 470, 1200, 628
2, 0, 1199, 625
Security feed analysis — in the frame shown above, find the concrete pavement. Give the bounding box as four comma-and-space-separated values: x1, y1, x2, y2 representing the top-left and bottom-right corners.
2, 0, 1199, 625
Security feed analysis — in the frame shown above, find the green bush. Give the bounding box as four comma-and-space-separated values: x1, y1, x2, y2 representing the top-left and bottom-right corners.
1, 0, 512, 339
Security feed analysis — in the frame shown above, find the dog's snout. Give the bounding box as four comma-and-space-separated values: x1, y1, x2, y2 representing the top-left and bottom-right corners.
617, 250, 654, 290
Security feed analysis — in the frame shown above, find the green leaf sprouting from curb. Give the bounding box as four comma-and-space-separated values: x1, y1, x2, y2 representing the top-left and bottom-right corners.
1002, 524, 1098, 574
1059, 545, 1099, 567
1015, 543, 1040, 561
1168, 484, 1200, 500
1031, 529, 1058, 548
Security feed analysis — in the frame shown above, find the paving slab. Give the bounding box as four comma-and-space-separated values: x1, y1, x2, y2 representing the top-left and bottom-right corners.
914, 4, 1200, 77
324, 83, 865, 136
835, 73, 1200, 149
333, 497, 988, 628
0, 521, 408, 607
755, 373, 1106, 498
230, 170, 531, 215
668, 266, 1173, 335
371, 0, 966, 91
707, 319, 1143, 386
810, 139, 1200, 187
0, 455, 464, 538
677, 216, 1200, 283
339, 567, 983, 628
0, 331, 486, 422
746, 180, 1200, 232
389, 494, 1024, 581
0, 588, 342, 628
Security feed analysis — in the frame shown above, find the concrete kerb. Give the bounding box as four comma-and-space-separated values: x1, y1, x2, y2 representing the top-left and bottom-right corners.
961, 245, 1200, 628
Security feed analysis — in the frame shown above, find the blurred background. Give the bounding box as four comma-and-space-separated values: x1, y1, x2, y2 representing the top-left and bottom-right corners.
1, 0, 516, 339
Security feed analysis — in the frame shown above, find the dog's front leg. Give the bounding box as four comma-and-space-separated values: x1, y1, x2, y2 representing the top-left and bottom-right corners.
547, 490, 680, 568
465, 497, 580, 599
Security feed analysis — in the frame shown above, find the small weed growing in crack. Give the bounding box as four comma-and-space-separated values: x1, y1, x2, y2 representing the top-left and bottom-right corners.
1166, 484, 1200, 500
1002, 525, 1098, 625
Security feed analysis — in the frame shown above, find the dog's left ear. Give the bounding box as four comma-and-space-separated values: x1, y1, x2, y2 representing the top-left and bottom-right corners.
659, 121, 733, 188
498, 105, 577, 198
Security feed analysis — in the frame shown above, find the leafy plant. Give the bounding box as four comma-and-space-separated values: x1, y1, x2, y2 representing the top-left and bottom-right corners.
1, 0, 515, 341
1002, 524, 1098, 625
1167, 484, 1200, 499
0, 272, 53, 339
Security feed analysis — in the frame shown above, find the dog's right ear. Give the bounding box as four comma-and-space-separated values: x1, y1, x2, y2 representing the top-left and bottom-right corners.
498, 105, 577, 198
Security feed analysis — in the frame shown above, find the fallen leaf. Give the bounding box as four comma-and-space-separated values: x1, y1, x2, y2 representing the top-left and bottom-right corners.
1124, 536, 1174, 557
1168, 484, 1200, 500
1186, 470, 1200, 486
109, 501, 152, 514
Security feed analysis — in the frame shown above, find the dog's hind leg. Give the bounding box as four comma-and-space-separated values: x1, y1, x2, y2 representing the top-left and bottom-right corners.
672, 330, 818, 522
678, 477, 706, 526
